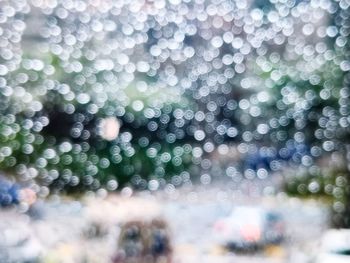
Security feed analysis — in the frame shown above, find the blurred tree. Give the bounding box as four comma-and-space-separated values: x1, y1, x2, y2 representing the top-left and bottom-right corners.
262, 1, 350, 227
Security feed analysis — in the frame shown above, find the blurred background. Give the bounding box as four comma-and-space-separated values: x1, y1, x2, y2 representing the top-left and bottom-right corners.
0, 0, 350, 262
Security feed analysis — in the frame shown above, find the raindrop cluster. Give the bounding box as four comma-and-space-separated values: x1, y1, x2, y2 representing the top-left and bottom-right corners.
0, 0, 349, 197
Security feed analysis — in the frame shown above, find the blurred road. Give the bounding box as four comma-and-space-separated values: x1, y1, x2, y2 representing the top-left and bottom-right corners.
0, 186, 329, 263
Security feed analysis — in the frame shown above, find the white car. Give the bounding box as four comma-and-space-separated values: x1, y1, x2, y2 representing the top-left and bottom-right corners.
313, 229, 350, 263
213, 206, 284, 250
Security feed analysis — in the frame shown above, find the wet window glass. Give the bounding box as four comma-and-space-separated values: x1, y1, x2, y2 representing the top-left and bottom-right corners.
0, 0, 349, 262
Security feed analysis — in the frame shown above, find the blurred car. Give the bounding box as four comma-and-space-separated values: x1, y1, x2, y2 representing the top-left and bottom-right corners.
113, 219, 172, 263
0, 219, 42, 262
213, 206, 284, 250
0, 177, 20, 207
0, 176, 38, 210
313, 229, 350, 263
